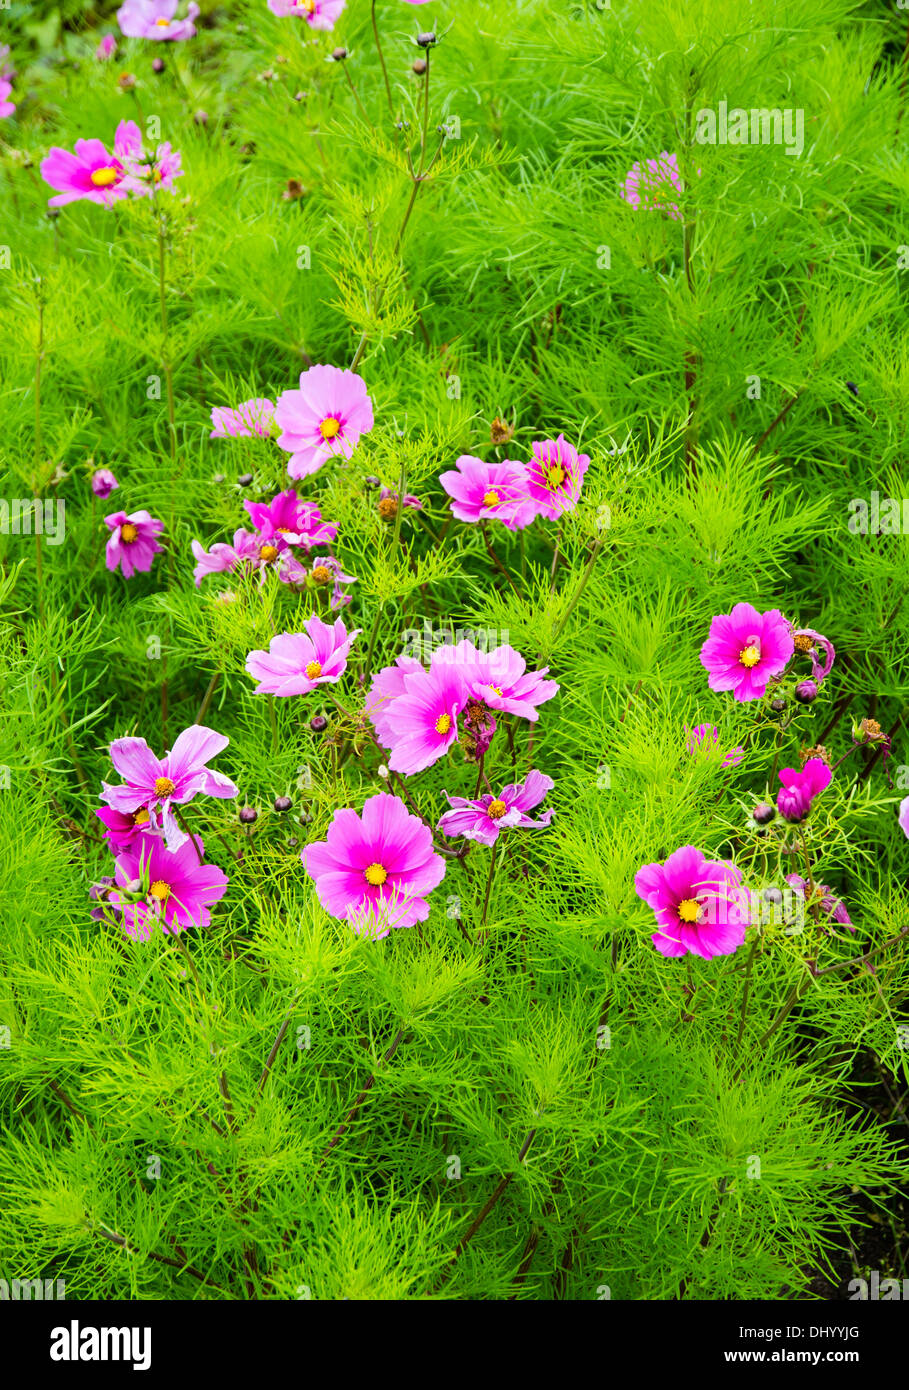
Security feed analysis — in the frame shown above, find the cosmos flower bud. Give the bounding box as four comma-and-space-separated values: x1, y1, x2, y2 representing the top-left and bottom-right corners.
412, 57, 428, 74
753, 803, 775, 825
331, 47, 348, 61
415, 31, 437, 48
239, 806, 258, 825
770, 698, 787, 713
118, 72, 137, 90
763, 886, 783, 905
310, 715, 328, 733
152, 57, 165, 73
273, 796, 292, 813
364, 474, 380, 489
237, 473, 253, 486
794, 679, 818, 704
194, 109, 208, 125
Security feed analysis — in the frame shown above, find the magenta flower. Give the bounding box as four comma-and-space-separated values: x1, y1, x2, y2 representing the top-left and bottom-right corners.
40, 120, 142, 208
274, 365, 374, 479
900, 798, 909, 839
377, 662, 466, 775
684, 723, 744, 769
95, 803, 154, 851
117, 0, 200, 41
96, 34, 118, 60
620, 151, 687, 220
439, 455, 535, 531
634, 845, 750, 960
123, 140, 183, 196
303, 792, 445, 937
785, 873, 853, 931
267, 0, 346, 26
524, 435, 590, 520
105, 509, 164, 578
365, 655, 425, 746
210, 398, 275, 439
434, 640, 559, 722
100, 724, 239, 852
110, 834, 228, 941
280, 553, 357, 609
243, 489, 337, 548
91, 468, 119, 499
699, 603, 794, 702
438, 770, 555, 846
776, 758, 832, 823
0, 78, 14, 119
245, 615, 361, 696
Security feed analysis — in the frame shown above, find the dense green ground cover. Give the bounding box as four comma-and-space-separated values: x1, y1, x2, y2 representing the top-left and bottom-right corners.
1, 0, 908, 1299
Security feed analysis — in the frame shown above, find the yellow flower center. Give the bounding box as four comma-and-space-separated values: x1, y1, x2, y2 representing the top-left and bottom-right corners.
487, 799, 507, 819
482, 490, 500, 507
155, 17, 170, 25
120, 523, 139, 543
678, 898, 700, 923
319, 416, 341, 440
311, 565, 330, 584
259, 544, 278, 562
305, 660, 322, 680
91, 167, 120, 187
154, 776, 175, 797
364, 862, 387, 886
489, 686, 503, 697
149, 880, 171, 901
134, 809, 150, 826
546, 464, 566, 488
435, 713, 452, 735
739, 645, 761, 668
296, 0, 316, 10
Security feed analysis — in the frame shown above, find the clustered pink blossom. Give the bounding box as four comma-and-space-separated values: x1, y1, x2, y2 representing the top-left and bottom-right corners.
41, 120, 183, 207
105, 509, 164, 578
440, 434, 589, 531
699, 603, 795, 703
437, 770, 554, 846
634, 845, 751, 960
246, 615, 361, 696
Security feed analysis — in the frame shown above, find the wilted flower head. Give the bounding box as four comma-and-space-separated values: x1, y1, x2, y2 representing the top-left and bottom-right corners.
791, 627, 835, 686
245, 615, 361, 696
699, 603, 794, 702
274, 364, 374, 479
437, 770, 554, 846
104, 509, 164, 578
117, 0, 200, 41
634, 845, 750, 959
302, 792, 445, 937
785, 873, 852, 931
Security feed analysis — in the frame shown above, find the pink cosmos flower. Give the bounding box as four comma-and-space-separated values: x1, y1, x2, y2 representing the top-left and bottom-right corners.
900, 797, 909, 840
365, 655, 425, 746
105, 509, 164, 578
268, 0, 346, 25
40, 120, 143, 208
302, 792, 445, 937
117, 0, 200, 41
634, 844, 750, 960
210, 398, 275, 439
100, 724, 239, 852
95, 803, 155, 851
785, 873, 853, 931
776, 758, 832, 823
524, 435, 590, 520
243, 489, 337, 548
437, 770, 555, 846
110, 834, 229, 941
274, 365, 374, 479
684, 723, 744, 769
376, 662, 466, 775
96, 34, 118, 60
620, 152, 688, 220
0, 79, 14, 120
699, 603, 795, 702
91, 468, 119, 499
245, 615, 361, 697
123, 140, 183, 196
433, 639, 559, 722
439, 455, 535, 531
